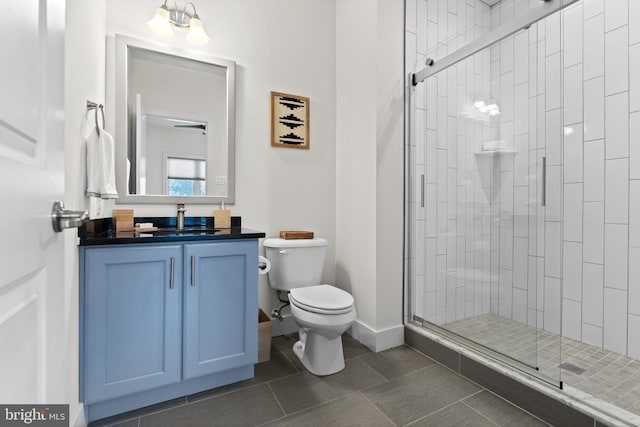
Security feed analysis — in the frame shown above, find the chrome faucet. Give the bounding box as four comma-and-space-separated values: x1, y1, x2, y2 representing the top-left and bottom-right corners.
177, 203, 186, 231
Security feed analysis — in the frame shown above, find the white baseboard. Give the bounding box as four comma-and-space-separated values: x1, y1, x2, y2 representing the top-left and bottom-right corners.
271, 314, 404, 353
71, 403, 86, 427
349, 320, 404, 352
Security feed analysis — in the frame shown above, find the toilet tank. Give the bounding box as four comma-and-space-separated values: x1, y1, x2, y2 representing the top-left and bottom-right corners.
263, 238, 328, 291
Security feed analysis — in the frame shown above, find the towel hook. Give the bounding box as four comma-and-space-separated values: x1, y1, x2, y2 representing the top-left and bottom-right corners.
87, 100, 105, 136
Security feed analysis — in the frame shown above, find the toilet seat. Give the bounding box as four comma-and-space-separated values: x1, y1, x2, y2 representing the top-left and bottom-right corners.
289, 285, 354, 315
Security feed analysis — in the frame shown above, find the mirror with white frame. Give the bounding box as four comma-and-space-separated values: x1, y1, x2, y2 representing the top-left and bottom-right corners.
114, 34, 235, 204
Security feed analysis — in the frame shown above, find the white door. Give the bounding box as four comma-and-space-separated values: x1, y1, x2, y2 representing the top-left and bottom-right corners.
0, 0, 69, 403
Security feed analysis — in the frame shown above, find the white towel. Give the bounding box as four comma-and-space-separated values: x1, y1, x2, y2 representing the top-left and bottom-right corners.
86, 128, 118, 199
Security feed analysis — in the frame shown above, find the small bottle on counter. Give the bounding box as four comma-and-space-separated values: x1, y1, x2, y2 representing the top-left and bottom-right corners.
177, 203, 186, 231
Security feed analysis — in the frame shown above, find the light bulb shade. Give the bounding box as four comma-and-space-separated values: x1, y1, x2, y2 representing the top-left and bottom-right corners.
148, 6, 173, 37
186, 17, 209, 44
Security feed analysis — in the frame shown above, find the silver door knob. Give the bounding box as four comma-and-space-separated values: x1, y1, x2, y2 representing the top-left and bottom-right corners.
51, 201, 89, 232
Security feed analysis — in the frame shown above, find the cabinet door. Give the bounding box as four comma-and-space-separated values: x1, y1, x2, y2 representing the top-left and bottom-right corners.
183, 240, 258, 379
83, 245, 182, 403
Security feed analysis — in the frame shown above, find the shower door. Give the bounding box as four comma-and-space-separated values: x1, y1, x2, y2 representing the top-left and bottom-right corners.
408, 6, 566, 386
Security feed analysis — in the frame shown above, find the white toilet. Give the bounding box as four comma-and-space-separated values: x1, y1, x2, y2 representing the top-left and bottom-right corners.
263, 237, 356, 376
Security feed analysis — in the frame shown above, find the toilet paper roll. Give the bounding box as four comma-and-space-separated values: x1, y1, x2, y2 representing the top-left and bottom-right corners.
258, 255, 271, 275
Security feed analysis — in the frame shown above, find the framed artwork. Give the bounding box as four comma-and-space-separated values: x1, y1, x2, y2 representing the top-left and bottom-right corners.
270, 91, 309, 149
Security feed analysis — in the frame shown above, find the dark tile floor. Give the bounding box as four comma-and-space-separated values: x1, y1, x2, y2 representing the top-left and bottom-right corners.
90, 334, 550, 427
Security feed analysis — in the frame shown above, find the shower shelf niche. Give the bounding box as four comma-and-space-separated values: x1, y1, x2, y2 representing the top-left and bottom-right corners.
474, 149, 517, 157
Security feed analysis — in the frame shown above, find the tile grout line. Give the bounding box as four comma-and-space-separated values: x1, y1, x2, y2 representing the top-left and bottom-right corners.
260, 390, 380, 426
96, 417, 141, 427
185, 349, 303, 406
264, 381, 286, 421
187, 380, 278, 405
98, 399, 189, 427
474, 387, 553, 426
403, 389, 486, 427
357, 391, 398, 427
404, 341, 505, 393
459, 400, 502, 427
626, 0, 632, 369
259, 346, 399, 423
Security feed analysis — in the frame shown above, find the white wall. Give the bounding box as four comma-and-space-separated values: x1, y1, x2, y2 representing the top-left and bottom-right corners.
64, 1, 106, 425
65, 15, 405, 427
100, 0, 404, 341
336, 0, 405, 351
101, 0, 338, 317
64, 0, 338, 421
374, 0, 405, 333
336, 0, 378, 335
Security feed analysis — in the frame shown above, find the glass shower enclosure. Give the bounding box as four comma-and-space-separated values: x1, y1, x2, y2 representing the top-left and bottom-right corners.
406, 0, 578, 387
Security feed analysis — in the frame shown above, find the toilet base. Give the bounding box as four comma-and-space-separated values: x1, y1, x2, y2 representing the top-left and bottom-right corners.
292, 328, 345, 376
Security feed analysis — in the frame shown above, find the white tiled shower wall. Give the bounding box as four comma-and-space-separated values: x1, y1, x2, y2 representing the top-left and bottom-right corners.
407, 0, 640, 359
407, 0, 494, 326
488, 1, 560, 335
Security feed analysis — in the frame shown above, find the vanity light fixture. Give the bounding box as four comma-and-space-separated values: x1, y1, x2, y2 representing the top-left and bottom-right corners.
148, 1, 210, 45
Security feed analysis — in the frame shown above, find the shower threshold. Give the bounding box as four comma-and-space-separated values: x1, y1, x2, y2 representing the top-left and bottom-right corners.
405, 322, 640, 427
442, 313, 640, 418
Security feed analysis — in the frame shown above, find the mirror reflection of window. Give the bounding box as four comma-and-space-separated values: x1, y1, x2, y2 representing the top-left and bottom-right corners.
141, 113, 208, 195
127, 44, 224, 197
115, 35, 236, 203
165, 155, 206, 196
168, 179, 206, 196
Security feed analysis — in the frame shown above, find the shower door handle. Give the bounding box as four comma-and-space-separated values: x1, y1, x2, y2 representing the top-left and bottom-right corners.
420, 174, 425, 208
541, 156, 546, 207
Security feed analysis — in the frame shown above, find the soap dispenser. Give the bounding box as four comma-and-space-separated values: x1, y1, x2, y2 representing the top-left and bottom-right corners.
177, 203, 186, 231
214, 201, 231, 228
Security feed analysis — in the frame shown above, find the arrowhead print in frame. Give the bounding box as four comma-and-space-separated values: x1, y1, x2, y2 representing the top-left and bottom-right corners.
271, 91, 310, 149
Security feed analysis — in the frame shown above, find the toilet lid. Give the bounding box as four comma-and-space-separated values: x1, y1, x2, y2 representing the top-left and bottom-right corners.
289, 285, 354, 314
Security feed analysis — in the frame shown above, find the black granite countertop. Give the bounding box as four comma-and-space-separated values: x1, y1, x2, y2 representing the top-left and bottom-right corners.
78, 216, 265, 246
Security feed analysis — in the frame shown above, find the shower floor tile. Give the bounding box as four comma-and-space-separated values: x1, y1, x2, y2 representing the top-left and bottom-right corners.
440, 313, 640, 418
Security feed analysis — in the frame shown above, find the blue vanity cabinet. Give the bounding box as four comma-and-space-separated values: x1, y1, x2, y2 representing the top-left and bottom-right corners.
80, 237, 261, 422
183, 240, 258, 379
82, 244, 183, 404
